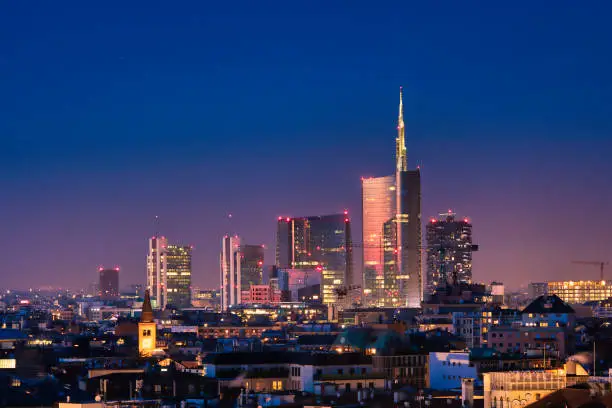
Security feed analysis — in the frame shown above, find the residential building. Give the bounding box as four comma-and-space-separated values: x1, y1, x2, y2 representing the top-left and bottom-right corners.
289, 352, 383, 395
521, 294, 575, 328
99, 267, 119, 300
425, 212, 475, 296
147, 235, 168, 309
166, 245, 192, 309
371, 352, 430, 389
428, 352, 478, 390
453, 307, 521, 349
276, 214, 353, 304
202, 351, 384, 395
486, 326, 570, 361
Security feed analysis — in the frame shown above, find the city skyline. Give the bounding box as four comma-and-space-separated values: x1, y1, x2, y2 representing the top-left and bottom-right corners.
2, 2, 611, 291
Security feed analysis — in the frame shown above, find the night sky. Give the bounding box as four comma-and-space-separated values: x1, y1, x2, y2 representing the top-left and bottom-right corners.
1, 2, 611, 291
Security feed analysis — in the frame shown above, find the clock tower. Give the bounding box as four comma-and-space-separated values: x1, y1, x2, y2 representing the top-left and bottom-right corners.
138, 290, 156, 356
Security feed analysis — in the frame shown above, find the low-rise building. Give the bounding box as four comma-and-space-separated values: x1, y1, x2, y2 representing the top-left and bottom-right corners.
486, 326, 571, 360
483, 362, 590, 408
521, 295, 575, 328
429, 352, 478, 390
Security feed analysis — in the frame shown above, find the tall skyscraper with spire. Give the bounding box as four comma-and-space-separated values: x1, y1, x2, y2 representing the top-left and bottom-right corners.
362, 87, 422, 308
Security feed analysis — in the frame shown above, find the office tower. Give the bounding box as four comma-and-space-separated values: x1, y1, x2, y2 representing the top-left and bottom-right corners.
99, 267, 119, 300
146, 236, 168, 310
362, 88, 422, 307
276, 214, 353, 304
425, 212, 474, 295
361, 175, 396, 304
395, 169, 422, 308
240, 244, 265, 291
166, 245, 192, 309
220, 235, 241, 310
138, 290, 156, 356
87, 281, 99, 297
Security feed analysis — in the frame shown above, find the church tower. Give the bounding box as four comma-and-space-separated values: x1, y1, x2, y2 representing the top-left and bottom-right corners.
138, 289, 156, 356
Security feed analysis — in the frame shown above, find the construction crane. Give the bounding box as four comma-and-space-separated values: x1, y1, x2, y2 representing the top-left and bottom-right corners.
571, 260, 610, 281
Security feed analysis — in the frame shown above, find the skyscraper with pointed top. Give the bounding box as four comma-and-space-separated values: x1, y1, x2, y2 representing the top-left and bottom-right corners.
362, 87, 422, 308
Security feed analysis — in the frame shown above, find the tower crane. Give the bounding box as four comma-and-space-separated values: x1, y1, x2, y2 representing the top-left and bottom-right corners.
571, 260, 610, 281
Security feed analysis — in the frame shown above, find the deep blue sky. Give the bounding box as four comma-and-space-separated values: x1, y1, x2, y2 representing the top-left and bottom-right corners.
1, 1, 611, 291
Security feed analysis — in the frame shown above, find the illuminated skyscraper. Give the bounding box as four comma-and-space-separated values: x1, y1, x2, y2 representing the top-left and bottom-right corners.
395, 169, 422, 308
240, 244, 264, 291
166, 245, 192, 309
99, 267, 119, 300
276, 214, 353, 304
361, 87, 422, 308
362, 175, 395, 304
425, 212, 474, 295
220, 235, 241, 310
146, 236, 168, 310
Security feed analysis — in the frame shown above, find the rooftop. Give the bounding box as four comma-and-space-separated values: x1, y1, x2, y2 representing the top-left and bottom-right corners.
522, 295, 575, 315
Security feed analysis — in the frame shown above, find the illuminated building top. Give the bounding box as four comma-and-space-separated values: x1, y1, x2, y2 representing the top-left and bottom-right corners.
396, 86, 407, 173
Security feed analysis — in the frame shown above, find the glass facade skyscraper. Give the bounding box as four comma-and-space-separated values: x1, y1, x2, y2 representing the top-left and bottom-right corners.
166, 245, 192, 309
361, 88, 422, 308
240, 244, 265, 291
276, 214, 353, 304
395, 169, 422, 308
146, 236, 167, 310
220, 235, 241, 310
425, 212, 473, 295
361, 175, 396, 305
99, 267, 119, 300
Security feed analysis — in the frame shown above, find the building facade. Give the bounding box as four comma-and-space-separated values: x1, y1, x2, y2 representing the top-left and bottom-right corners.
146, 236, 168, 310
361, 175, 395, 306
99, 267, 119, 300
240, 244, 265, 291
166, 245, 192, 309
220, 235, 241, 310
276, 214, 353, 304
425, 212, 474, 296
547, 280, 612, 304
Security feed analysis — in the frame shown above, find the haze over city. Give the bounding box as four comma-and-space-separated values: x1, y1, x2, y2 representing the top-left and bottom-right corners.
2, 1, 611, 291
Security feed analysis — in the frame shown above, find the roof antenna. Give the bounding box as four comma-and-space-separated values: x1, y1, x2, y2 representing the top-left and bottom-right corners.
154, 215, 160, 238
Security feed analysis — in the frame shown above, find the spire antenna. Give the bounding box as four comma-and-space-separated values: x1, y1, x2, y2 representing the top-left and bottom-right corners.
396, 86, 407, 172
